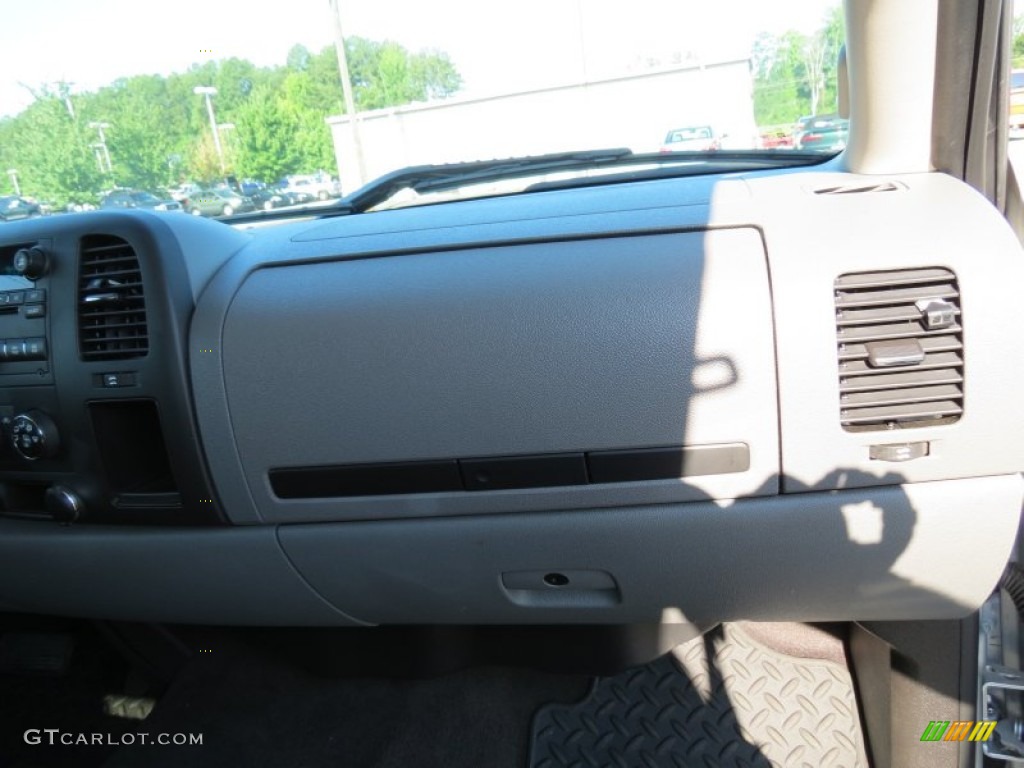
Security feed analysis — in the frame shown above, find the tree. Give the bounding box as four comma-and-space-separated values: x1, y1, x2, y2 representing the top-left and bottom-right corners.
0, 36, 462, 204
287, 44, 312, 72
410, 49, 463, 100
814, 6, 845, 114
90, 75, 189, 189
233, 88, 303, 182
1014, 15, 1024, 67
753, 31, 808, 126
342, 38, 461, 110
0, 93, 105, 204
187, 131, 224, 183
751, 5, 845, 126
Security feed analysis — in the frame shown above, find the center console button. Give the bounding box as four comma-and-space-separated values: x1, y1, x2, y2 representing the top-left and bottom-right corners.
5, 340, 25, 360
25, 338, 46, 359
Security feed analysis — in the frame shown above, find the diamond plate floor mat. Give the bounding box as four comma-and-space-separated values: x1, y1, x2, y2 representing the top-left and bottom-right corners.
529, 623, 868, 768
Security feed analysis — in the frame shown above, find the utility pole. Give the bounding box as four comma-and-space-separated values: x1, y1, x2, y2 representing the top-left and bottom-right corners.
6, 170, 20, 196
193, 86, 225, 174
328, 0, 367, 189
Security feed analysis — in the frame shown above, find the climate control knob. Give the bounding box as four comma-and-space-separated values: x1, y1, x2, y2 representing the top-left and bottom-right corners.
12, 246, 49, 280
9, 411, 59, 460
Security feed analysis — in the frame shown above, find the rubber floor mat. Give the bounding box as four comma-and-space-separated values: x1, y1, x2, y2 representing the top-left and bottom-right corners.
529, 623, 868, 768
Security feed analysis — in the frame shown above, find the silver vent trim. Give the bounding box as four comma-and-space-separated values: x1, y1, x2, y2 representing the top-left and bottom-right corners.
835, 268, 963, 431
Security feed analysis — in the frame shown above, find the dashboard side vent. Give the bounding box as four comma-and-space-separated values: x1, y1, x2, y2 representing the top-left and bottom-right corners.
815, 181, 905, 195
78, 235, 149, 360
835, 268, 963, 431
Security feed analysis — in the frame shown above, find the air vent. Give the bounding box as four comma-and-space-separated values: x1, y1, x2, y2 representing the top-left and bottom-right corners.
815, 181, 905, 195
835, 268, 963, 431
78, 235, 148, 360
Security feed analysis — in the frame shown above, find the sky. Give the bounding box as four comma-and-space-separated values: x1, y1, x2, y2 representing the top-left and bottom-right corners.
0, 0, 840, 118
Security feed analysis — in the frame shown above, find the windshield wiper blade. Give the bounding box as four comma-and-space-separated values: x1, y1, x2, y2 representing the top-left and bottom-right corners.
341, 147, 634, 213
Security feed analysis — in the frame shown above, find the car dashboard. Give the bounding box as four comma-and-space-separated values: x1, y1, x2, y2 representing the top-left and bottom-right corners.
0, 165, 1020, 630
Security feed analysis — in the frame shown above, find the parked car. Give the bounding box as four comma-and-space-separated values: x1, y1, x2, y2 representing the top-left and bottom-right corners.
185, 187, 256, 217
64, 201, 97, 213
758, 128, 795, 149
100, 189, 182, 212
239, 178, 265, 197
249, 187, 294, 211
0, 196, 42, 221
1010, 69, 1024, 139
659, 125, 720, 152
792, 114, 815, 147
795, 116, 849, 150
273, 179, 317, 205
284, 173, 343, 200
168, 182, 203, 202
288, 189, 317, 205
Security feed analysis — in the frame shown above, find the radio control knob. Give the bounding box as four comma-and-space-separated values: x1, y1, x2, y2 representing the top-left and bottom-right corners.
9, 411, 59, 460
12, 247, 49, 280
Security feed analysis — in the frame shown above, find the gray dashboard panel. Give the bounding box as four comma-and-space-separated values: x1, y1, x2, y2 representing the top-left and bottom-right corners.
0, 165, 1019, 628
279, 474, 1023, 624
0, 520, 362, 625
218, 229, 780, 523
171, 166, 1024, 626
191, 178, 753, 525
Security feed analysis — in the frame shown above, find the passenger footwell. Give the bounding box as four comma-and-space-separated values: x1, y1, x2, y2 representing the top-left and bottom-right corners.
529, 622, 868, 768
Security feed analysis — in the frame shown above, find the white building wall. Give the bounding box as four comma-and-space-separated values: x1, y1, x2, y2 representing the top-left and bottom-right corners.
327, 59, 756, 195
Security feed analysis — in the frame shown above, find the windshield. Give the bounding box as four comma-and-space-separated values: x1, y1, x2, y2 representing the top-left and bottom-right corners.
0, 0, 845, 217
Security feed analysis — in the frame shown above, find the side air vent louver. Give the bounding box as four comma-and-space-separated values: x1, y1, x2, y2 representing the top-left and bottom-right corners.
78, 235, 149, 361
814, 181, 905, 195
835, 268, 963, 432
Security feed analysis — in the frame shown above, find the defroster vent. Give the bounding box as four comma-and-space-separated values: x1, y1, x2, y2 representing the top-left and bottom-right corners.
835, 268, 963, 431
78, 235, 148, 360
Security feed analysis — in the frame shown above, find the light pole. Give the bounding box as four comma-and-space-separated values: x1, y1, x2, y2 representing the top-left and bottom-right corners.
55, 81, 76, 120
91, 144, 106, 173
328, 0, 367, 189
88, 121, 113, 173
193, 86, 225, 174
6, 169, 19, 196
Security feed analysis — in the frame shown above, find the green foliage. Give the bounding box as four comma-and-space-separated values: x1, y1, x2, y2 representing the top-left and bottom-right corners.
187, 130, 225, 183
1014, 16, 1024, 67
1, 38, 461, 205
233, 88, 302, 182
287, 44, 312, 72
753, 5, 845, 127
0, 92, 105, 204
346, 37, 461, 110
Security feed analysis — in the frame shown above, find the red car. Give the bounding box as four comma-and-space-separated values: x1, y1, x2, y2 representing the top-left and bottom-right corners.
759, 129, 795, 149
